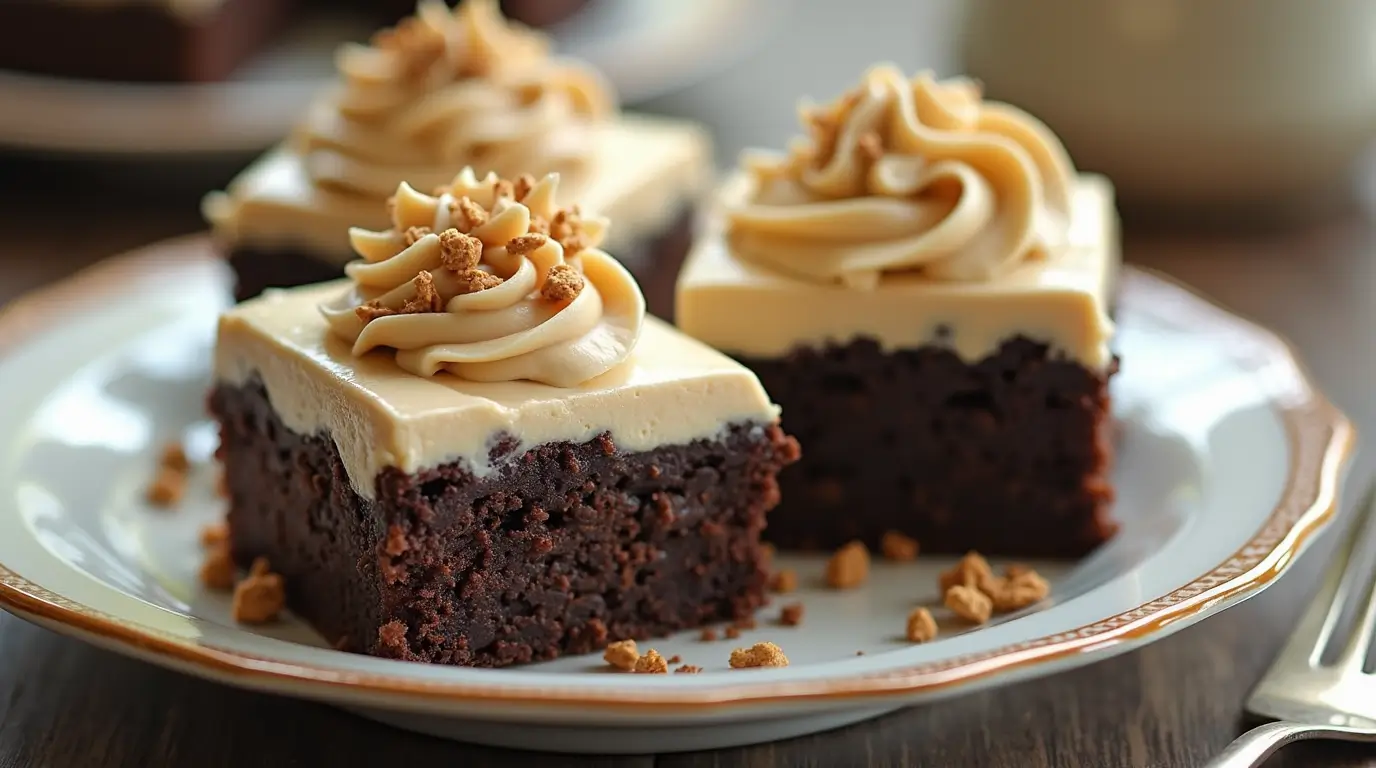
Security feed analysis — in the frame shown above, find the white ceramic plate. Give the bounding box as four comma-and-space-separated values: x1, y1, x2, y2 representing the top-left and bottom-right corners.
0, 0, 782, 158
0, 237, 1354, 754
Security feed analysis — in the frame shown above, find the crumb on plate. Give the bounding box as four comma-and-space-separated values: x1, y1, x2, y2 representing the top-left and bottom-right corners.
729, 641, 789, 669
825, 540, 869, 589
906, 607, 938, 643
232, 557, 285, 624
603, 639, 639, 671
633, 649, 668, 674
945, 584, 992, 625
769, 568, 798, 594
880, 530, 919, 561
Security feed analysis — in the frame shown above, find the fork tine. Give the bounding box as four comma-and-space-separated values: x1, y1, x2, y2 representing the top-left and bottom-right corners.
1267, 482, 1376, 671
1334, 483, 1376, 671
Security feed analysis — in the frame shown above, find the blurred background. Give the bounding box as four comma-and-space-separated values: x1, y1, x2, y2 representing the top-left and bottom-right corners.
0, 0, 1372, 442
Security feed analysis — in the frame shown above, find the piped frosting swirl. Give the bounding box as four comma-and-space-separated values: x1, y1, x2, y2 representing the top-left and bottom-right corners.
319, 170, 645, 387
728, 64, 1077, 289
297, 0, 614, 200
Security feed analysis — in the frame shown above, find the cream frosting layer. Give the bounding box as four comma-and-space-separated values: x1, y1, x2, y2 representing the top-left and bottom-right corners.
677, 172, 1117, 368
203, 115, 711, 264
299, 0, 613, 200
215, 281, 780, 498
729, 65, 1077, 290
319, 170, 644, 387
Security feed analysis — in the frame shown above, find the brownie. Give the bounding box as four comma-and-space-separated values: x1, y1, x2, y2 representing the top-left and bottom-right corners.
210, 377, 799, 667
0, 0, 288, 83
741, 336, 1117, 558
367, 0, 592, 27
228, 205, 693, 318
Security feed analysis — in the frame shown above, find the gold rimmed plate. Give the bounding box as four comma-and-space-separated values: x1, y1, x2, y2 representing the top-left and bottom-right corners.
0, 236, 1354, 753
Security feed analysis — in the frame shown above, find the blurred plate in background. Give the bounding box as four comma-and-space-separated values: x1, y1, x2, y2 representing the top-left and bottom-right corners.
0, 0, 782, 159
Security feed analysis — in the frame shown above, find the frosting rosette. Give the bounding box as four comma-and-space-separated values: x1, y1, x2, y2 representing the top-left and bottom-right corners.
728, 64, 1077, 289
297, 0, 614, 200
320, 170, 645, 387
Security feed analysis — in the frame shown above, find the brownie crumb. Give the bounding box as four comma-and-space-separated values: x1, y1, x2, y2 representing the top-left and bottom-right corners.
724, 626, 741, 639
160, 443, 189, 472
880, 531, 919, 561
906, 607, 938, 643
198, 543, 236, 592
855, 650, 865, 656
633, 649, 668, 674
146, 467, 186, 508
603, 639, 639, 671
939, 551, 998, 595
232, 558, 285, 624
674, 664, 703, 674
377, 620, 408, 653
729, 642, 789, 669
699, 628, 718, 642
990, 569, 1050, 613
825, 540, 869, 589
667, 654, 682, 664
779, 603, 804, 626
945, 585, 992, 625
769, 569, 798, 594
199, 522, 229, 548
733, 616, 757, 630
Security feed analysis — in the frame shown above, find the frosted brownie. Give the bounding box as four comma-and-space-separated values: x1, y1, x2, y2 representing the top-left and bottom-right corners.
676, 65, 1119, 557
203, 0, 709, 316
0, 0, 288, 82
210, 170, 797, 666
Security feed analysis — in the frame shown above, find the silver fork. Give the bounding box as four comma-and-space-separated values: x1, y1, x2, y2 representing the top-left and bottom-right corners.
1206, 481, 1376, 767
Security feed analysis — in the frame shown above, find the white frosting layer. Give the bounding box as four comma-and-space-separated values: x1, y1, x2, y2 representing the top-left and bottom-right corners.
677, 172, 1117, 368
215, 281, 780, 498
203, 115, 711, 263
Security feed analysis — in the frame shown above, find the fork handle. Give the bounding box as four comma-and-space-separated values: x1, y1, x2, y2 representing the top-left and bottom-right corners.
1205, 721, 1376, 767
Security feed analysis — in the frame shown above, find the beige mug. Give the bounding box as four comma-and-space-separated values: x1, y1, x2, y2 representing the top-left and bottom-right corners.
958, 0, 1376, 207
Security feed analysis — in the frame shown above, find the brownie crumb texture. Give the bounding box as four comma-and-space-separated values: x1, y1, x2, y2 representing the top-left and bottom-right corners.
906, 607, 937, 643
825, 541, 869, 589
210, 379, 798, 668
880, 530, 919, 561
779, 603, 804, 627
603, 640, 639, 671
146, 442, 191, 508
729, 642, 789, 669
232, 558, 286, 624
769, 569, 798, 594
945, 585, 992, 625
633, 649, 668, 674
742, 336, 1116, 557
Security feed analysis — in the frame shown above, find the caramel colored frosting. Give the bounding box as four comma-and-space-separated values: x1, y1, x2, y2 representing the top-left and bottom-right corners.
318, 170, 644, 387
296, 0, 613, 200
729, 64, 1077, 289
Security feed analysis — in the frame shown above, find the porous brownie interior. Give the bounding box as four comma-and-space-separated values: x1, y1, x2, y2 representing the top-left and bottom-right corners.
210, 378, 798, 667
743, 336, 1117, 557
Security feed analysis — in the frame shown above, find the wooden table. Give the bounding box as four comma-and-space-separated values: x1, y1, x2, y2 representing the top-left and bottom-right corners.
2, 3, 1375, 765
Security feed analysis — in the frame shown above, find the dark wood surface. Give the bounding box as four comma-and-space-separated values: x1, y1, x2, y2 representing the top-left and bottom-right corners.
2, 2, 1375, 766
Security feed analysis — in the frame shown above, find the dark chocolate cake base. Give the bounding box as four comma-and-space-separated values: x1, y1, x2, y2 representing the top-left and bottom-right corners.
741, 337, 1117, 558
228, 205, 692, 318
0, 0, 288, 83
210, 378, 798, 667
